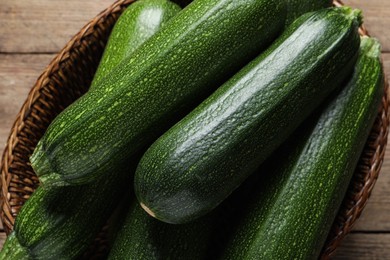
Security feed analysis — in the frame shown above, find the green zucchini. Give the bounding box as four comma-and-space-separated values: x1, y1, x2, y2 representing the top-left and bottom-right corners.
107, 200, 216, 260
90, 0, 181, 90
30, 0, 286, 187
217, 36, 384, 260
0, 167, 131, 260
0, 233, 29, 259
286, 0, 333, 25
0, 2, 180, 258
134, 7, 362, 224
0, 159, 138, 259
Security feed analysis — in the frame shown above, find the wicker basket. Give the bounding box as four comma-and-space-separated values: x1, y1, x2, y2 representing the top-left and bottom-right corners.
0, 0, 388, 258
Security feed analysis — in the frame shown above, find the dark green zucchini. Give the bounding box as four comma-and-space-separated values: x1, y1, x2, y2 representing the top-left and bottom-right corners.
0, 2, 180, 258
0, 163, 134, 260
218, 36, 384, 260
286, 0, 332, 25
0, 233, 29, 259
134, 7, 362, 224
30, 0, 286, 187
90, 0, 181, 90
107, 201, 216, 260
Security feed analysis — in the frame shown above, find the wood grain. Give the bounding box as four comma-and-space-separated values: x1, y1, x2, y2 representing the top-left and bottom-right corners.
343, 0, 390, 52
333, 233, 390, 259
0, 54, 54, 148
0, 0, 113, 53
353, 163, 390, 231
0, 0, 389, 53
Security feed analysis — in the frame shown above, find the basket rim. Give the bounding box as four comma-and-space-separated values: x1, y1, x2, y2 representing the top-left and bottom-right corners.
0, 0, 389, 258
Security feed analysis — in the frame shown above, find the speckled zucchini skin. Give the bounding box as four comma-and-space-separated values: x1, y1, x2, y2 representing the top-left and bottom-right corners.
108, 201, 216, 260
218, 36, 384, 260
30, 0, 287, 186
0, 233, 29, 259
286, 0, 332, 25
134, 7, 362, 224
0, 3, 178, 258
90, 0, 181, 90
0, 165, 132, 259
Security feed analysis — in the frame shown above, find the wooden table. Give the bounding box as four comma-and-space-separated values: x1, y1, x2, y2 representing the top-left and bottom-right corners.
0, 0, 389, 258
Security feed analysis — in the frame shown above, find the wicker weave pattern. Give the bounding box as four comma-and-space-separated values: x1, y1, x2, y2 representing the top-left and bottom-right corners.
0, 0, 388, 258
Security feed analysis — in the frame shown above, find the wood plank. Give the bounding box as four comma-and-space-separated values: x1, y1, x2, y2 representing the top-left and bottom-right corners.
0, 0, 112, 53
343, 0, 390, 52
0, 54, 54, 148
0, 1, 389, 53
333, 233, 390, 259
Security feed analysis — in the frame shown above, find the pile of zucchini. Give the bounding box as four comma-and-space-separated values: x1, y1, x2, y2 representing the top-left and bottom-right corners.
0, 0, 384, 259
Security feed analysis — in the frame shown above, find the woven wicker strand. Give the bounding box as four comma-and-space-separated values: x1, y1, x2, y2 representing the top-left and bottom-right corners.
0, 0, 388, 258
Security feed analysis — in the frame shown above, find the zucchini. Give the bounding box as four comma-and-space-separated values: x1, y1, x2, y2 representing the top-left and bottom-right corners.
134, 7, 363, 224
0, 233, 29, 259
217, 36, 384, 260
90, 0, 181, 90
30, 0, 286, 186
1, 151, 148, 257
108, 200, 215, 260
286, 0, 333, 25
0, 163, 134, 259
0, 2, 180, 258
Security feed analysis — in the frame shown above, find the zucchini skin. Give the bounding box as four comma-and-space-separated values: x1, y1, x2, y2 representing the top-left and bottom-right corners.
0, 164, 133, 260
218, 36, 384, 260
286, 0, 332, 25
30, 0, 287, 186
90, 0, 181, 90
134, 7, 362, 224
0, 233, 29, 259
0, 3, 179, 258
108, 201, 216, 260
